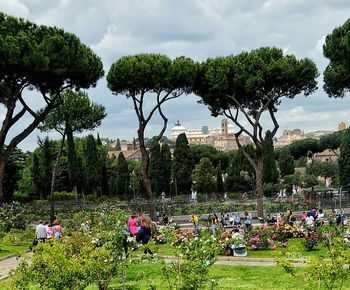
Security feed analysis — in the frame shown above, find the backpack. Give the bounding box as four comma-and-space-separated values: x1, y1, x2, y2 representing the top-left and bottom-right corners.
55, 231, 62, 239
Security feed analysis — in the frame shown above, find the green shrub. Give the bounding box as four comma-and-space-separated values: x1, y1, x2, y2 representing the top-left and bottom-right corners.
53, 191, 76, 201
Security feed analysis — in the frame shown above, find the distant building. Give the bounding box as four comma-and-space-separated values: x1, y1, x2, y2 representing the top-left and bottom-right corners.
273, 122, 347, 148
274, 121, 347, 162
108, 149, 142, 161
170, 119, 251, 151
110, 139, 139, 151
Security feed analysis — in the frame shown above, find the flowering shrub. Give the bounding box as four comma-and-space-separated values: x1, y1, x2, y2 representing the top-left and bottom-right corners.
302, 231, 319, 251
162, 235, 220, 289
171, 230, 194, 246
246, 226, 277, 250
0, 202, 28, 232
150, 224, 168, 244
126, 236, 139, 251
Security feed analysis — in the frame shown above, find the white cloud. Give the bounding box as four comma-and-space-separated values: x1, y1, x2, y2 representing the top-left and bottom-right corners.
0, 0, 29, 17
2, 0, 350, 150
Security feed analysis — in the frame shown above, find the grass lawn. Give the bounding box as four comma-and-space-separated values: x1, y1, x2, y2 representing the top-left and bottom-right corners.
0, 242, 31, 258
2, 262, 348, 289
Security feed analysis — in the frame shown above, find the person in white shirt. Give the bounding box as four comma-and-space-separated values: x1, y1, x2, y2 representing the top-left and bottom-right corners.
317, 209, 325, 226
35, 220, 47, 242
306, 213, 314, 228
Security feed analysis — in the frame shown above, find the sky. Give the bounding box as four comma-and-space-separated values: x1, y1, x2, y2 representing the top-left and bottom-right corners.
1, 0, 350, 151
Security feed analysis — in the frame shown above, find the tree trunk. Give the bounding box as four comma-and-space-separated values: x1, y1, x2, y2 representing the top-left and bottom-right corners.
66, 121, 79, 192
138, 126, 156, 220
0, 153, 4, 201
50, 132, 66, 224
256, 154, 264, 218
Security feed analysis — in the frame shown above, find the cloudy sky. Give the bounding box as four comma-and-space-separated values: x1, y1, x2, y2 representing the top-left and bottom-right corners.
1, 0, 350, 151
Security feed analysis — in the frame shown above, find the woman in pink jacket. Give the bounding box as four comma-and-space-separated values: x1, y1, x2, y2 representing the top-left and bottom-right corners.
128, 215, 138, 236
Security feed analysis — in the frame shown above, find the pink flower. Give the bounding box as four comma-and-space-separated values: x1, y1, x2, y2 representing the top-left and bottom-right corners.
282, 242, 288, 248
271, 245, 277, 250
272, 234, 277, 239
267, 239, 273, 245
251, 245, 257, 250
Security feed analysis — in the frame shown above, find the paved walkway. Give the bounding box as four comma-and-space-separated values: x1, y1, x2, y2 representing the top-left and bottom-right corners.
163, 256, 307, 267
0, 252, 32, 280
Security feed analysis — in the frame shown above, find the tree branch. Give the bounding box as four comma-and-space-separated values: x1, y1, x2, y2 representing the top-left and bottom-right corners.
223, 109, 255, 141
234, 129, 257, 171
18, 95, 37, 118
269, 107, 279, 137
4, 95, 61, 159
153, 93, 169, 146
225, 94, 255, 128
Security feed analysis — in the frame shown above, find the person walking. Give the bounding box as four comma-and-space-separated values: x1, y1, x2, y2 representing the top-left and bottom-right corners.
128, 215, 138, 236
44, 221, 53, 239
52, 220, 64, 239
136, 217, 153, 255
191, 212, 200, 236
244, 211, 252, 231
35, 220, 47, 243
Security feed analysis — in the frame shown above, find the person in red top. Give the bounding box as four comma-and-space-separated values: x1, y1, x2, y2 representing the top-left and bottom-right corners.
128, 215, 138, 236
52, 220, 64, 238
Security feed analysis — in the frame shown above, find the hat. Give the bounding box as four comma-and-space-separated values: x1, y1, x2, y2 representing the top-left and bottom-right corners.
53, 220, 59, 225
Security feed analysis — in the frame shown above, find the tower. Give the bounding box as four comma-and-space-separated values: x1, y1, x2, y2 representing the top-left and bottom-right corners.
221, 119, 228, 136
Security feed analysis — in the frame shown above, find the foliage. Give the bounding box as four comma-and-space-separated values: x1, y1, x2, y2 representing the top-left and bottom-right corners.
280, 234, 350, 290
0, 11, 103, 200
279, 150, 295, 177
173, 133, 194, 194
263, 131, 279, 185
225, 145, 256, 192
162, 234, 220, 290
307, 159, 338, 177
285, 138, 320, 160
33, 137, 57, 199
16, 165, 36, 200
115, 138, 121, 151
194, 47, 318, 216
190, 144, 229, 170
53, 191, 76, 201
107, 54, 197, 203
83, 135, 101, 196
116, 152, 130, 200
0, 202, 27, 232
338, 128, 350, 186
39, 89, 106, 193
323, 18, 350, 98
216, 162, 224, 193
147, 135, 175, 150
13, 211, 132, 290
192, 157, 216, 194
301, 230, 319, 251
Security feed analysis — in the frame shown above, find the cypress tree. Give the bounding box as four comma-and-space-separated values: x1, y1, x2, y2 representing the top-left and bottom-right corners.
173, 133, 194, 195
66, 121, 79, 192
116, 152, 130, 200
216, 161, 224, 193
192, 157, 216, 194
83, 135, 101, 196
149, 143, 162, 196
225, 144, 256, 192
115, 138, 121, 151
263, 130, 279, 184
279, 149, 295, 177
160, 143, 171, 195
338, 128, 350, 186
